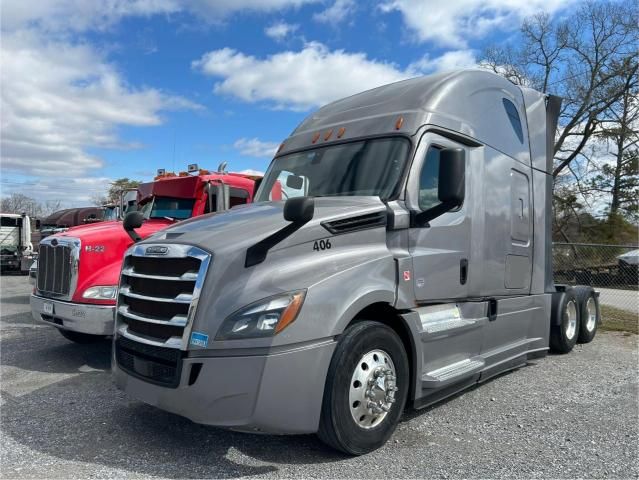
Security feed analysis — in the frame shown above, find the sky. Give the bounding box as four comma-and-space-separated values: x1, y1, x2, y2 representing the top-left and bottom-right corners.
1, 0, 581, 207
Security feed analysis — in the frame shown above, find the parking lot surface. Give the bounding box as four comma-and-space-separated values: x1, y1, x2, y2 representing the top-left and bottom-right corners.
1, 275, 638, 479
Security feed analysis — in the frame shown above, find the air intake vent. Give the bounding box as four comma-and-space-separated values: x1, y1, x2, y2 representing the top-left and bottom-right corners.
322, 211, 387, 235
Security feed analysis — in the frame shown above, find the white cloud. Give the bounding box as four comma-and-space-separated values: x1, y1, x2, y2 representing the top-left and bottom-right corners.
1, 177, 114, 207
264, 21, 299, 41
194, 43, 478, 110
408, 49, 477, 74
1, 30, 201, 178
313, 0, 356, 24
1, 0, 318, 32
194, 42, 409, 110
379, 0, 576, 47
239, 169, 266, 176
234, 138, 280, 158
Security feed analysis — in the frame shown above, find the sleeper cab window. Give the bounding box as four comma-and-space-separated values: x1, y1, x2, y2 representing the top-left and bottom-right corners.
418, 146, 441, 211
502, 98, 524, 144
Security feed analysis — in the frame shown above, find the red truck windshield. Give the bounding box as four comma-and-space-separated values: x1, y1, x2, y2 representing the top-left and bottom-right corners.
139, 197, 195, 220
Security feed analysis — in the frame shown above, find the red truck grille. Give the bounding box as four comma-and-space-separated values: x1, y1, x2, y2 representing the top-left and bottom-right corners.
36, 239, 78, 298
116, 244, 210, 347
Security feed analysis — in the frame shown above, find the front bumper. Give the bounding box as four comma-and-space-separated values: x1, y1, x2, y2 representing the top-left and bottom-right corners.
113, 338, 336, 434
30, 294, 115, 335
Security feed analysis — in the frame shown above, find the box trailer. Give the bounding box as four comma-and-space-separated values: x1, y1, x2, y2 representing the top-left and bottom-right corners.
112, 70, 601, 454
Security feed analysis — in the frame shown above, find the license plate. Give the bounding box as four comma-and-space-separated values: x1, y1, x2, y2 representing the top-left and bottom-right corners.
43, 302, 54, 315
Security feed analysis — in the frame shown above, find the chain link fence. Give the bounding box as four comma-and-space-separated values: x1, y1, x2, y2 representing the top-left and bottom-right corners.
553, 242, 638, 332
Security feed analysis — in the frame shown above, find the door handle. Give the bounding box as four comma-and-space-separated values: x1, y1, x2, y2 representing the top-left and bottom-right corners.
460, 258, 468, 285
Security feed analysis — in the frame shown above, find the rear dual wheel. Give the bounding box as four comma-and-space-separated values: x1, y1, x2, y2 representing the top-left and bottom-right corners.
574, 286, 599, 344
318, 321, 409, 455
550, 289, 580, 354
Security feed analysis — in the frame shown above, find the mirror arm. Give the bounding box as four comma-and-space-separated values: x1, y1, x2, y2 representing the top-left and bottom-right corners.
412, 200, 458, 227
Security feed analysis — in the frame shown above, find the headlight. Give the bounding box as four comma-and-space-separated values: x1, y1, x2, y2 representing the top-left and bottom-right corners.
216, 291, 306, 340
82, 285, 118, 300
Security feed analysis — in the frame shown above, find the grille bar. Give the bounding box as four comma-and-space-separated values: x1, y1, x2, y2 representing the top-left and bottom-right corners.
121, 266, 198, 282
119, 286, 193, 304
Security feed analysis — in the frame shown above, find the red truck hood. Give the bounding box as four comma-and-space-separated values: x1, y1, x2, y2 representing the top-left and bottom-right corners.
53, 218, 174, 304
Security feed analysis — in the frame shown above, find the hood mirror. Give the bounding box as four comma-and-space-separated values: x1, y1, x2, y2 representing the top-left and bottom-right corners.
123, 211, 144, 243
284, 196, 314, 224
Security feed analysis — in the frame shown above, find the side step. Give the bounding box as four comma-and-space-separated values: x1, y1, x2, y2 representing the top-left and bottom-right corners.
422, 357, 485, 388
422, 317, 477, 334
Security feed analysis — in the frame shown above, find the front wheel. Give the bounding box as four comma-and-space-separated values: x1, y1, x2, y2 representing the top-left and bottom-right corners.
318, 321, 409, 455
58, 329, 107, 344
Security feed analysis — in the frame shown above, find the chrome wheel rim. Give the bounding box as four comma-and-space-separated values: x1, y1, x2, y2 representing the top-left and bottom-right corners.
349, 349, 397, 429
565, 300, 577, 340
586, 297, 597, 332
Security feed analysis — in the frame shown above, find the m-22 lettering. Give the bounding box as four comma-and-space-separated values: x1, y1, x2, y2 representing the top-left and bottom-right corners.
313, 239, 332, 251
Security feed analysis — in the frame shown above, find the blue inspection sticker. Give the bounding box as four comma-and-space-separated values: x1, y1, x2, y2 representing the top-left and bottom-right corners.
190, 331, 209, 348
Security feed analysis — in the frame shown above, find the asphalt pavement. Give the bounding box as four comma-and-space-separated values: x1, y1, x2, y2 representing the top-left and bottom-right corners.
1, 275, 638, 479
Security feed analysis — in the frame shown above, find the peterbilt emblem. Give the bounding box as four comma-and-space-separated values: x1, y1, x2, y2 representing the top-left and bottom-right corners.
145, 246, 169, 255
50, 239, 58, 246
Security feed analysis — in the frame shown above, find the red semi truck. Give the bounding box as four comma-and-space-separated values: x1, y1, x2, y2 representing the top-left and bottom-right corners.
30, 166, 276, 343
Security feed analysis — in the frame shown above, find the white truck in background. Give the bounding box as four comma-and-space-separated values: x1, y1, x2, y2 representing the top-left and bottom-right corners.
0, 213, 37, 274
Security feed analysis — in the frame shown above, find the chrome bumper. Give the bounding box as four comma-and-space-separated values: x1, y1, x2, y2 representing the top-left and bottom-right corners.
30, 294, 115, 335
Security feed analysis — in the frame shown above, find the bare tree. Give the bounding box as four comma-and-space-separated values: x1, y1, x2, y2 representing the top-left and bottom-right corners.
481, 1, 638, 178
591, 59, 639, 221
1, 194, 63, 218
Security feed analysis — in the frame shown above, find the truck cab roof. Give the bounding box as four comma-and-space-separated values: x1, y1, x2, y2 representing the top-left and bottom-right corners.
280, 69, 548, 172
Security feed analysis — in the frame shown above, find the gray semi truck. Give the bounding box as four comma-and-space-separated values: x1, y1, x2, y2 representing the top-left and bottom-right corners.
112, 70, 601, 455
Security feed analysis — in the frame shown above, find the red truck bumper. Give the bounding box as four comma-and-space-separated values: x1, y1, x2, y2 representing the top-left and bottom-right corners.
30, 294, 114, 335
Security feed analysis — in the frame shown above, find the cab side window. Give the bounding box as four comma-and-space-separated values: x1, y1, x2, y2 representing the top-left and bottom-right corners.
418, 147, 441, 211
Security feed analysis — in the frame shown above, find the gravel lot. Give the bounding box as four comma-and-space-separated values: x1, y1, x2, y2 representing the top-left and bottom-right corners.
1, 274, 638, 479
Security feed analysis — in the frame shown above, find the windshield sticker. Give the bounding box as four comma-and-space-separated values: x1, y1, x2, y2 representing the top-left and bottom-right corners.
190, 331, 209, 348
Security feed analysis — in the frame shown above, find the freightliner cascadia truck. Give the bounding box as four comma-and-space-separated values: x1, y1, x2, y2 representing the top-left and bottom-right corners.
112, 70, 601, 455
31, 166, 278, 344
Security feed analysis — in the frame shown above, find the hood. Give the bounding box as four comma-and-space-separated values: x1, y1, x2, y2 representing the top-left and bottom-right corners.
60, 218, 172, 241
148, 196, 388, 256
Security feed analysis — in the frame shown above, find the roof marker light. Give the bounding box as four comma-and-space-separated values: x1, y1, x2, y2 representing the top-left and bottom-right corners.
312, 132, 320, 143
324, 129, 333, 141
337, 127, 346, 138
277, 142, 285, 153
395, 116, 404, 130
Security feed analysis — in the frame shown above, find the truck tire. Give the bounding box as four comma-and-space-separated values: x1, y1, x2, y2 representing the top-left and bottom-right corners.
58, 329, 107, 344
549, 289, 580, 354
573, 286, 599, 344
318, 321, 409, 455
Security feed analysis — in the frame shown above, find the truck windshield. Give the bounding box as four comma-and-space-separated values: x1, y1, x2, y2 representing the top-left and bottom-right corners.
138, 197, 195, 220
255, 137, 410, 201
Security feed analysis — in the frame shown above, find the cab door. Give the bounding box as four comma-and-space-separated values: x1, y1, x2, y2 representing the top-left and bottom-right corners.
406, 132, 474, 303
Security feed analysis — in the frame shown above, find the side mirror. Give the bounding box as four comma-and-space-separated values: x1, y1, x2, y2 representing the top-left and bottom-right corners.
413, 148, 465, 226
284, 196, 314, 224
35, 219, 41, 230
438, 148, 465, 206
123, 211, 144, 243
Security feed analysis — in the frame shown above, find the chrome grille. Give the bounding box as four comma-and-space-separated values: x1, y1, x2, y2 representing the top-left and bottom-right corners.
116, 244, 210, 350
36, 238, 79, 299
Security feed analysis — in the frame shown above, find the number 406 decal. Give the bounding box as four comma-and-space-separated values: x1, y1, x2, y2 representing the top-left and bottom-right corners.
313, 239, 332, 251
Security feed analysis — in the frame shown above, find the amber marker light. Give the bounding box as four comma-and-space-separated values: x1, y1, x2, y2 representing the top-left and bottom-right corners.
312, 132, 321, 143
395, 116, 404, 130
275, 291, 306, 334
277, 142, 285, 154
324, 129, 334, 141
337, 127, 346, 138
